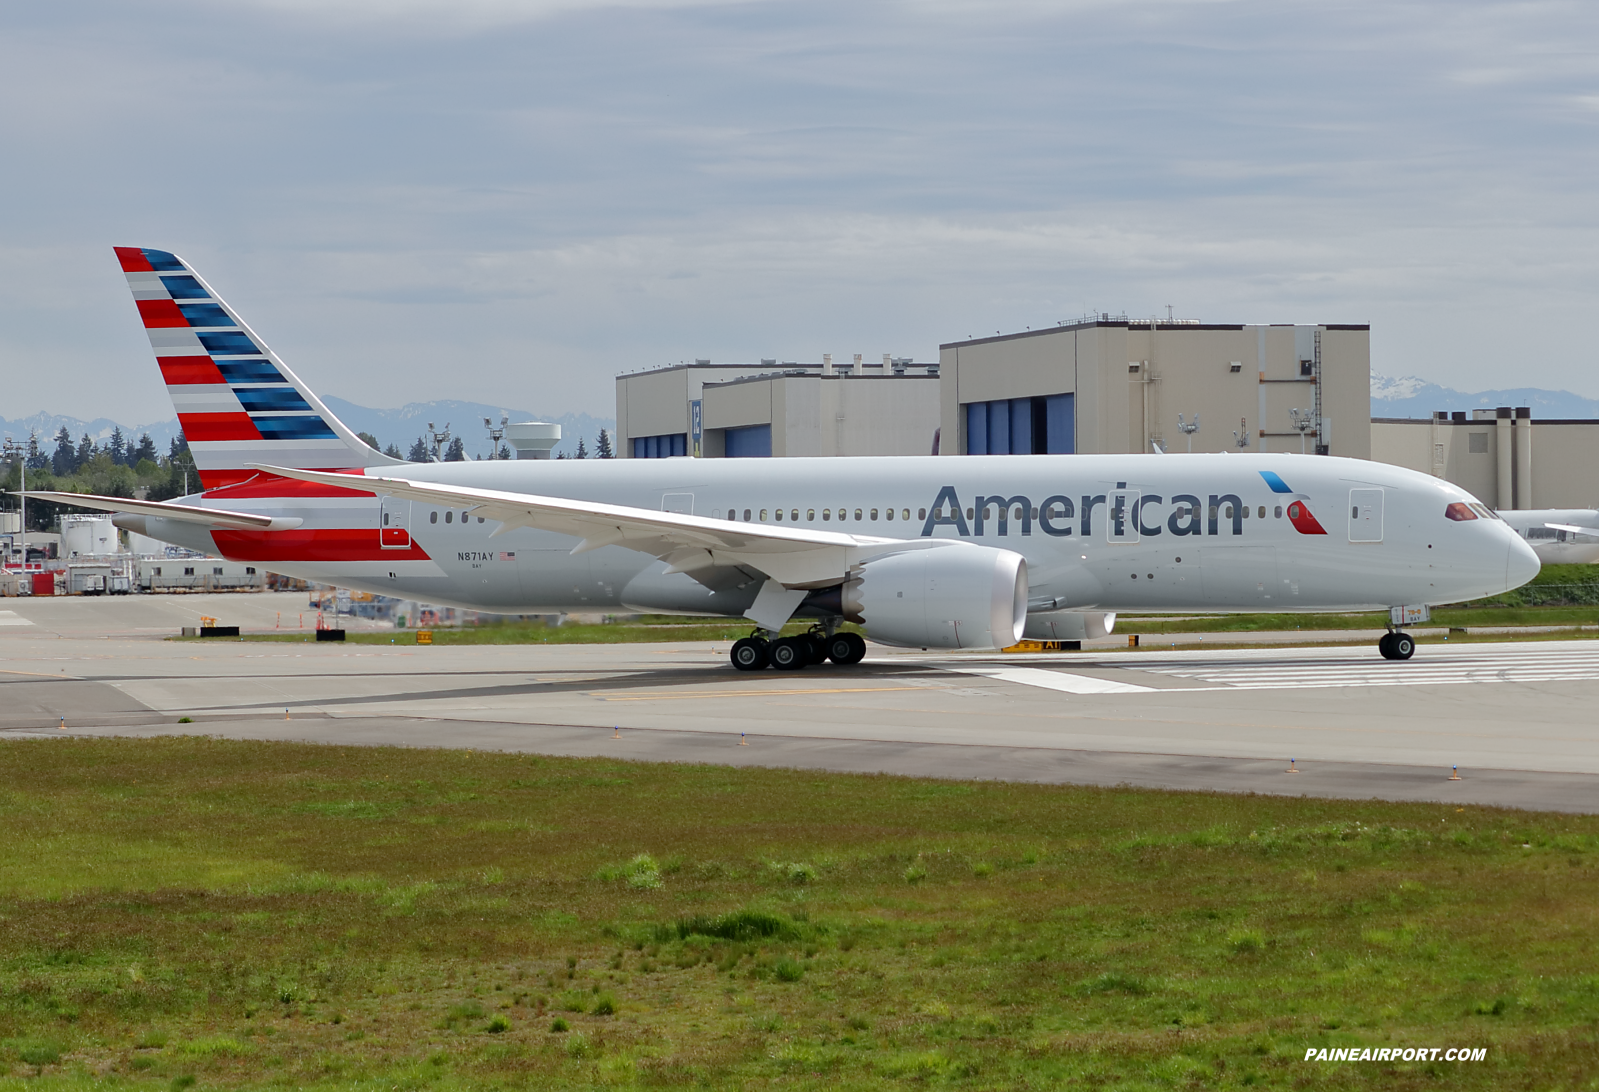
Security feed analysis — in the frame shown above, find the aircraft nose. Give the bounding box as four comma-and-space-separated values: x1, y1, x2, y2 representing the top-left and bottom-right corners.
1506, 533, 1540, 592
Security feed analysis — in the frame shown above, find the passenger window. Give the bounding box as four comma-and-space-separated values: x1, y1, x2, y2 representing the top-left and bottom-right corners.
383, 513, 390, 525
791, 509, 798, 521
430, 511, 438, 523
743, 509, 751, 521
904, 509, 912, 521
1274, 506, 1282, 518
918, 508, 926, 520
855, 508, 862, 520
760, 509, 768, 521
445, 511, 453, 524
775, 509, 784, 521
871, 509, 878, 520
886, 508, 894, 521
1351, 505, 1358, 518
966, 508, 975, 520
807, 509, 815, 520
1031, 507, 1038, 519
823, 509, 831, 521
1258, 506, 1265, 519
1013, 507, 1023, 521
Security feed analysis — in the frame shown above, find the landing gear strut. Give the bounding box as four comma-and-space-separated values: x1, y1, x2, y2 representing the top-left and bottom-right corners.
727, 625, 865, 671
1378, 631, 1415, 660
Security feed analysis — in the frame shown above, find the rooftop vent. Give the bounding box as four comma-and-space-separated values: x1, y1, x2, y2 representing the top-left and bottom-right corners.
695, 358, 711, 365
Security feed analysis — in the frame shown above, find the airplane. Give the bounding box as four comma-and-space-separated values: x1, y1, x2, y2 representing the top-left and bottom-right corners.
18, 247, 1541, 668
1495, 509, 1599, 565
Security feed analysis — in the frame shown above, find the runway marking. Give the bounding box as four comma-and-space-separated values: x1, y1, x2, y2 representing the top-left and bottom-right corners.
599, 686, 931, 701
0, 612, 34, 626
950, 666, 1155, 695
1128, 647, 1599, 691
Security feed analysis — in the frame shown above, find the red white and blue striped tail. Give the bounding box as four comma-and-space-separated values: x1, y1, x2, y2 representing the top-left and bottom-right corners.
115, 246, 399, 492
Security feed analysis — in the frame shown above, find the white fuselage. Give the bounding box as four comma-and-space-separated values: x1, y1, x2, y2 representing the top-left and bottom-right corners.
131, 452, 1537, 620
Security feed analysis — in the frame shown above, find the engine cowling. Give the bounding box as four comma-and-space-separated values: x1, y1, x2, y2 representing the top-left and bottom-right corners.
841, 543, 1027, 650
1023, 610, 1116, 642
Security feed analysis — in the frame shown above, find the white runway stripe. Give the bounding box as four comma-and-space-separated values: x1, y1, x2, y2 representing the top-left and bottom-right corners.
952, 665, 1155, 694
1132, 648, 1599, 691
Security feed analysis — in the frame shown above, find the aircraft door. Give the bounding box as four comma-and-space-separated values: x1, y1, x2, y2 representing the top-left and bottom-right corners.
1107, 487, 1140, 544
1349, 488, 1384, 543
662, 493, 694, 515
380, 497, 411, 548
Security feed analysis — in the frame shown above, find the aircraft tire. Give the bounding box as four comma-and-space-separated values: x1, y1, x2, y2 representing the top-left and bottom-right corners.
731, 637, 769, 671
769, 637, 808, 671
1391, 632, 1415, 660
839, 632, 867, 664
803, 634, 828, 664
824, 633, 856, 664
1377, 633, 1396, 659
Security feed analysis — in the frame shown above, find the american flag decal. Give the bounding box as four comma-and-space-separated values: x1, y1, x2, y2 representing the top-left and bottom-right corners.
498, 551, 516, 561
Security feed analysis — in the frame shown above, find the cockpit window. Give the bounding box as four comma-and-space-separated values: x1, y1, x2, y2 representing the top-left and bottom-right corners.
1445, 502, 1478, 522
1470, 503, 1499, 520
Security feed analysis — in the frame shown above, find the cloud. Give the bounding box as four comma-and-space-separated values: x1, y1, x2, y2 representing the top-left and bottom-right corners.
2, 0, 1599, 422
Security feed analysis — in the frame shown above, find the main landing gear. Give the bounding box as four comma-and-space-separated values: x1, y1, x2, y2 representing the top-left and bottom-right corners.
1378, 631, 1415, 660
729, 627, 866, 672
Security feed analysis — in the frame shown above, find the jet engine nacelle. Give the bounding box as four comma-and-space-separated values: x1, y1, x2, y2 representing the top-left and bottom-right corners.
842, 542, 1027, 650
1023, 610, 1116, 642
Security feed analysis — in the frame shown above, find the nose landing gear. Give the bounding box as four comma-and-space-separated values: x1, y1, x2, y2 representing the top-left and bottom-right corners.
1378, 631, 1415, 660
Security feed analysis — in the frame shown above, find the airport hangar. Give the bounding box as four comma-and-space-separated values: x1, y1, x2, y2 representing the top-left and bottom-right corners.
618, 319, 1372, 464
616, 317, 1599, 511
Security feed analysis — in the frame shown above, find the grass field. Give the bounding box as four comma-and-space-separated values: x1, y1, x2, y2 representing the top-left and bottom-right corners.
1, 738, 1596, 1089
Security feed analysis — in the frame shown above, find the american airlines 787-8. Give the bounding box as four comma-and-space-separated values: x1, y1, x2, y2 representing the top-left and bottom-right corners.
22, 248, 1541, 669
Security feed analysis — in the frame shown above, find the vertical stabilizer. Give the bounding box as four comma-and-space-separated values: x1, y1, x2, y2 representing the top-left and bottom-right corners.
114, 247, 402, 490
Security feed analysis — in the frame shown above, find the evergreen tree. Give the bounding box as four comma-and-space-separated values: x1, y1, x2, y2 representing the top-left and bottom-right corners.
357, 431, 381, 450
596, 429, 614, 459
26, 434, 47, 471
407, 437, 429, 462
168, 433, 189, 462
498, 443, 511, 460
76, 433, 97, 468
575, 437, 588, 459
444, 436, 466, 462
51, 427, 75, 475
106, 427, 127, 466
132, 433, 158, 466
384, 443, 403, 459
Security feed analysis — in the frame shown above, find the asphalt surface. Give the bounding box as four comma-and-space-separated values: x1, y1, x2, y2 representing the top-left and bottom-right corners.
3, 592, 1597, 813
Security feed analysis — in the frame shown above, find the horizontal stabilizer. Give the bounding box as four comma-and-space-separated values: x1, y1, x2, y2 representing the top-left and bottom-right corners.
17, 491, 304, 531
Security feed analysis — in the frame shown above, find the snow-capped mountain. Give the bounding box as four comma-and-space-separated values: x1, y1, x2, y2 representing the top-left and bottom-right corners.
1369, 371, 1599, 420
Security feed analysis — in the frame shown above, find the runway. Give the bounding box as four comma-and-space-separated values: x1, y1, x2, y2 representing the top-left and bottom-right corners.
2, 593, 1597, 813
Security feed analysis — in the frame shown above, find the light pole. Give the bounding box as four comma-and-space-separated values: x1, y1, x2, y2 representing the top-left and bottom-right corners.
1232, 417, 1251, 449
1, 435, 23, 570
483, 415, 507, 459
1176, 414, 1199, 453
426, 421, 452, 462
1289, 408, 1316, 454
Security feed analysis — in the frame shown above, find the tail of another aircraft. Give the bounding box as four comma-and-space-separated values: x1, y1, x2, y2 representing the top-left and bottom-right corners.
114, 247, 401, 491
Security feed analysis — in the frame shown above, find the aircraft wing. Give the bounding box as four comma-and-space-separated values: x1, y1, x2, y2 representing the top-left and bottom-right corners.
1545, 523, 1599, 538
248, 464, 906, 590
16, 490, 304, 531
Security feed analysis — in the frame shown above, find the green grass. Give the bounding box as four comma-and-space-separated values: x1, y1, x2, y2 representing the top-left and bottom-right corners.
1, 737, 1596, 1088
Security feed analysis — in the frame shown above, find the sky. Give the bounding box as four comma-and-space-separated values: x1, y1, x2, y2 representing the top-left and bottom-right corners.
1, 0, 1597, 425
